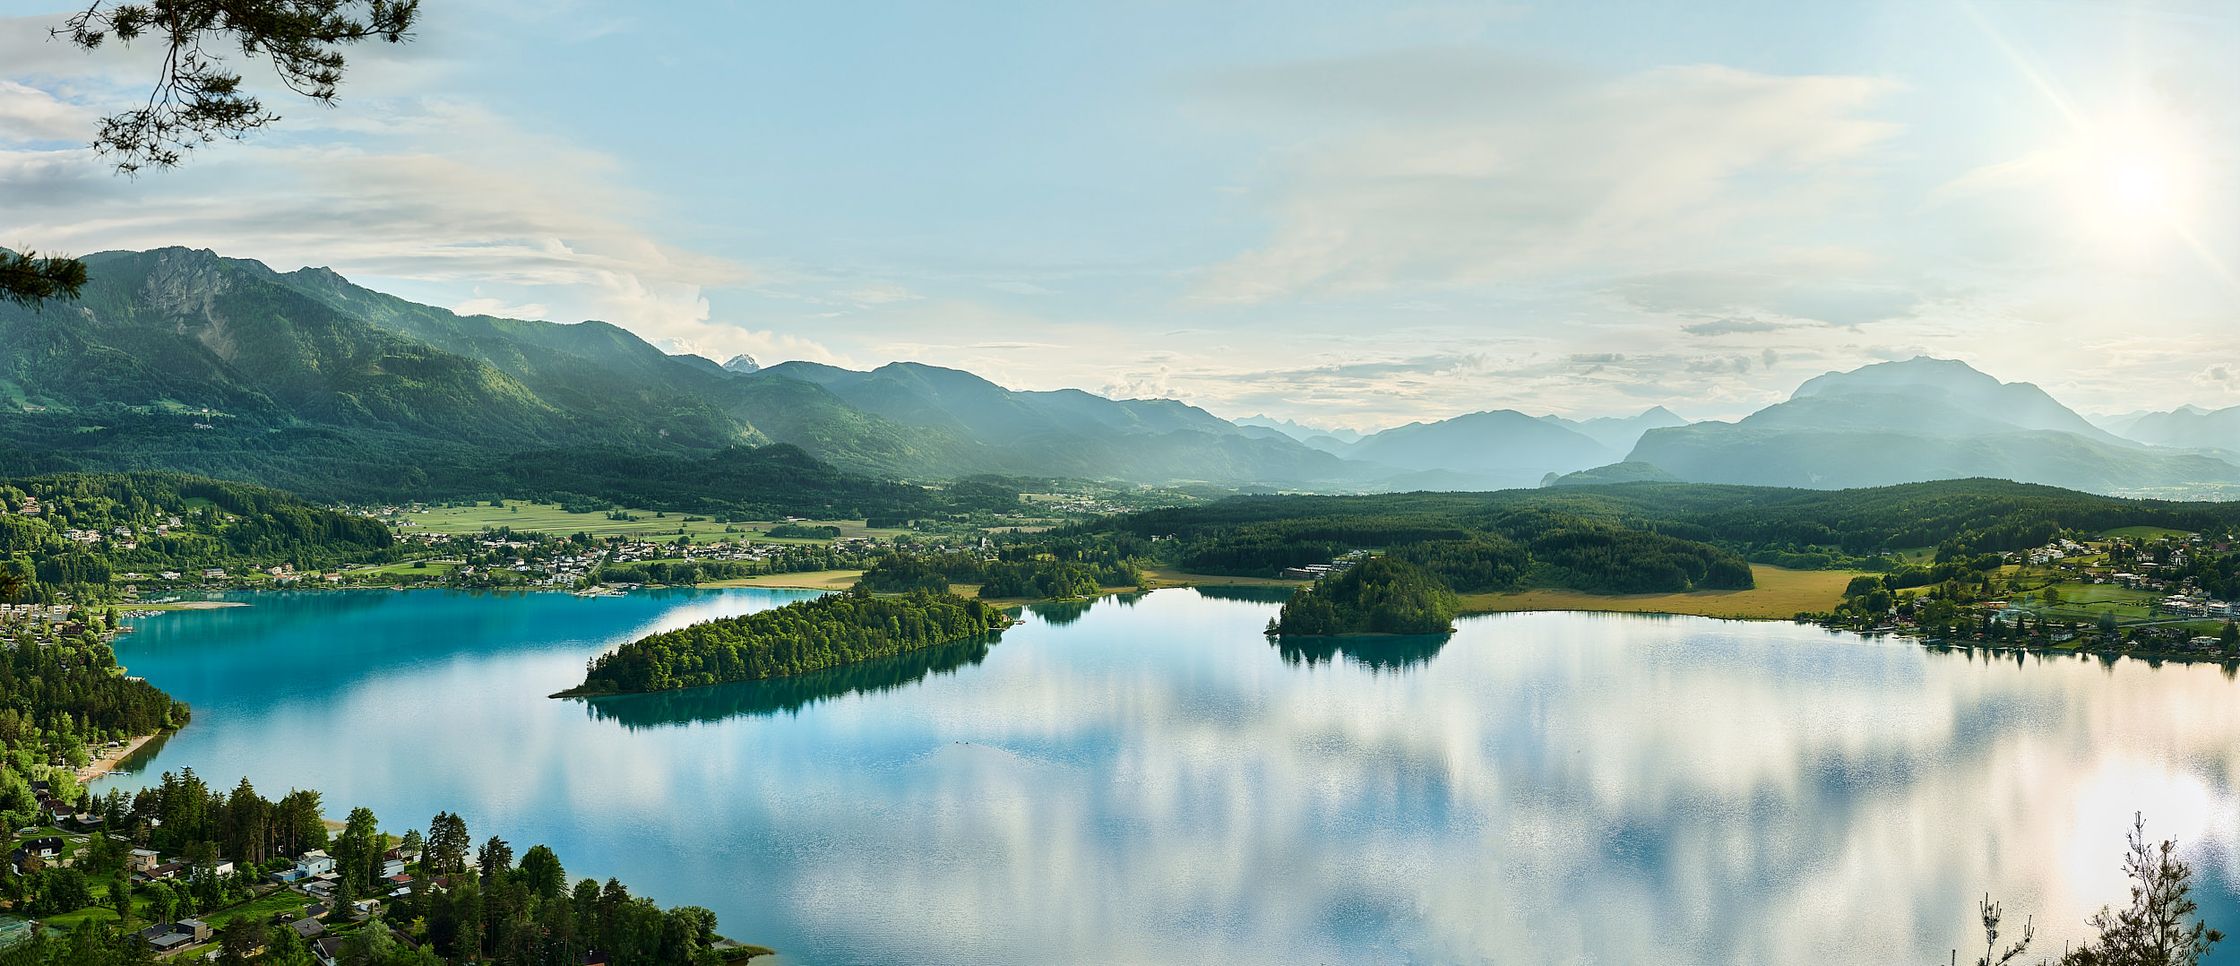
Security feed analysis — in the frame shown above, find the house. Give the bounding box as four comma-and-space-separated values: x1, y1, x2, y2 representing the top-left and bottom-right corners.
11, 836, 64, 872
315, 935, 348, 966
134, 918, 210, 952
19, 837, 62, 859
296, 849, 336, 877
127, 848, 161, 873
289, 918, 326, 940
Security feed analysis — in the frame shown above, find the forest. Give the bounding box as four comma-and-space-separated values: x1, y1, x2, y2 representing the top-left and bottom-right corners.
564, 588, 1011, 695
0, 609, 190, 832
1083, 478, 2240, 580
856, 543, 1143, 600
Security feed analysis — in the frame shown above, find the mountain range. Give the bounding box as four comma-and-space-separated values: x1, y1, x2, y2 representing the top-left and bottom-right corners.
1619, 357, 2240, 496
3, 248, 2234, 502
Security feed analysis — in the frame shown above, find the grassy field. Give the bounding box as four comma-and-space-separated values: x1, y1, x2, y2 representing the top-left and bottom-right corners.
699, 569, 866, 591
2099, 525, 2195, 540
1455, 565, 1859, 620
44, 885, 314, 936
400, 501, 909, 544
344, 559, 461, 577
1140, 568, 1310, 589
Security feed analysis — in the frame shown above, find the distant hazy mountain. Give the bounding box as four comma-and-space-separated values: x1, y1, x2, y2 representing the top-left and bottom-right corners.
1624, 357, 2240, 495
721, 354, 762, 374
1234, 414, 1362, 444
1341, 409, 1620, 489
1540, 406, 1688, 453
750, 361, 1356, 485
2110, 404, 2240, 454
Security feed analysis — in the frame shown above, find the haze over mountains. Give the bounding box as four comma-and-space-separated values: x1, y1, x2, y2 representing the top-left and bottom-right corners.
3, 248, 2235, 501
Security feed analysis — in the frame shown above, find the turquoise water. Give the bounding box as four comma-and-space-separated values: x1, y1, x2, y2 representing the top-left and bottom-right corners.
108, 587, 2240, 964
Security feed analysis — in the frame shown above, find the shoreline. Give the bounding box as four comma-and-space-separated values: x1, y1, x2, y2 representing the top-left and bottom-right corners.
77, 731, 161, 784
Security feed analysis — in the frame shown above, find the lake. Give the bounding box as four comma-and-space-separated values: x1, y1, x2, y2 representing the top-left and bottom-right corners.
107, 587, 2240, 965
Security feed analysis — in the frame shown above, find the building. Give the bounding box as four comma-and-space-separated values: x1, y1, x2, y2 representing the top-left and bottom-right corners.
296, 849, 336, 877
135, 918, 210, 953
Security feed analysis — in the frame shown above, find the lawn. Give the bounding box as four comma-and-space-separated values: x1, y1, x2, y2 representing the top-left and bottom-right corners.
42, 883, 308, 935
344, 559, 461, 578
1454, 565, 1860, 620
401, 501, 907, 544
2099, 525, 2195, 540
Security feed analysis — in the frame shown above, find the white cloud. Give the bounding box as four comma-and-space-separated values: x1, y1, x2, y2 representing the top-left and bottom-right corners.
0, 85, 783, 355
0, 80, 86, 141
1192, 54, 1898, 303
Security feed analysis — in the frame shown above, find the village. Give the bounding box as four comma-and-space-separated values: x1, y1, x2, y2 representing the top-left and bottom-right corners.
1826, 527, 2240, 658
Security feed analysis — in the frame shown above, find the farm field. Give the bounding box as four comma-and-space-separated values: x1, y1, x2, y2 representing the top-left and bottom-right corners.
698, 569, 867, 591
397, 501, 908, 544
1456, 565, 1860, 620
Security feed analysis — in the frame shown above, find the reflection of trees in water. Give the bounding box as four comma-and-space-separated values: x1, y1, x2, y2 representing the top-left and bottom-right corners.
1271, 633, 1450, 671
1026, 591, 1149, 627
1190, 586, 1296, 605
1026, 599, 1096, 627
577, 635, 1000, 729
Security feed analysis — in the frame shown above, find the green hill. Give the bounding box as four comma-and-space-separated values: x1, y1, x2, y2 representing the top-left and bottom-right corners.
748, 360, 1359, 484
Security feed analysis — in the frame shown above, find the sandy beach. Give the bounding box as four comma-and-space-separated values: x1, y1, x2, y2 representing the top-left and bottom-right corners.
76, 732, 159, 783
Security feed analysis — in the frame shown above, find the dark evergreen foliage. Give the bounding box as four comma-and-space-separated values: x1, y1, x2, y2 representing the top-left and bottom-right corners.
1268, 557, 1457, 636
570, 589, 1009, 694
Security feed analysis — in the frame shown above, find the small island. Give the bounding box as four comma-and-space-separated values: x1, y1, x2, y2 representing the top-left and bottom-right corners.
556, 588, 1011, 696
1266, 556, 1458, 636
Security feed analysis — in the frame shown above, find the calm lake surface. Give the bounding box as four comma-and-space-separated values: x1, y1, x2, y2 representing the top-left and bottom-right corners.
107, 587, 2240, 965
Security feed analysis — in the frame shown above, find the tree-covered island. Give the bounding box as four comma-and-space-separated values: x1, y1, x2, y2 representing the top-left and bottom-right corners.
1266, 557, 1459, 636
557, 589, 1011, 696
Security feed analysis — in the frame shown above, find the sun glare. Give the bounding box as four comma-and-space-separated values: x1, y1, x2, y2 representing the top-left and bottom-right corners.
2105, 152, 2176, 210
2065, 113, 2201, 244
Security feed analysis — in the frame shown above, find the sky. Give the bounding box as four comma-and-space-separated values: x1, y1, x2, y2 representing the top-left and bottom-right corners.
3, 0, 2238, 431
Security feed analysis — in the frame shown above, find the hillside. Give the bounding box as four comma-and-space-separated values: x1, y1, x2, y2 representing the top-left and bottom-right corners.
0, 248, 1385, 497
747, 361, 1361, 485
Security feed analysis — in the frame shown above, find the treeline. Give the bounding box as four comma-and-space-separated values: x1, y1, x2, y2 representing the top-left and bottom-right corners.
1268, 557, 1457, 636
1084, 479, 2240, 578
592, 544, 859, 588
857, 544, 1143, 601
1093, 506, 1749, 596
567, 588, 1010, 694
10, 773, 739, 965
